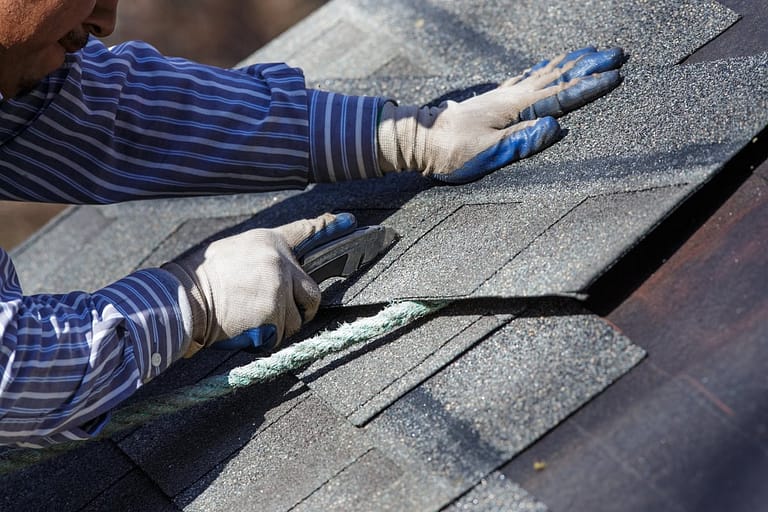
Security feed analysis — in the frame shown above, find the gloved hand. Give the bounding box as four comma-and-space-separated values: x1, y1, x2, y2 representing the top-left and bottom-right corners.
377, 46, 625, 184
162, 213, 354, 358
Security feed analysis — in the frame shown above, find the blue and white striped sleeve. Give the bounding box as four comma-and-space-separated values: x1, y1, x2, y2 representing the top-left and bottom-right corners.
307, 89, 383, 182
0, 38, 386, 203
0, 249, 188, 447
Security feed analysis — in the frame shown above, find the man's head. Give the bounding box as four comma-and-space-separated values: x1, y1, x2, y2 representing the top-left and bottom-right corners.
0, 0, 118, 99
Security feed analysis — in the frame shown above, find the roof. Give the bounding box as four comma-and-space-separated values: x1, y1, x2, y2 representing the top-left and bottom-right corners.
2, 0, 767, 510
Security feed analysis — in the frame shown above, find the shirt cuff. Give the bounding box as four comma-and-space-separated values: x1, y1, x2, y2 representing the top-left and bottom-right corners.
307, 89, 387, 182
96, 268, 189, 383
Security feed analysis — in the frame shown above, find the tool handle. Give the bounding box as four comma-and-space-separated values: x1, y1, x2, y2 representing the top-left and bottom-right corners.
211, 325, 277, 352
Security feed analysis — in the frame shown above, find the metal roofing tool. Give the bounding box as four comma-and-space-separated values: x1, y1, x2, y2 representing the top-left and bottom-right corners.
213, 218, 398, 353
301, 223, 398, 284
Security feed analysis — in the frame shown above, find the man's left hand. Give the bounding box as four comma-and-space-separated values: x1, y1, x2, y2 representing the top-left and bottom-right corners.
377, 46, 625, 183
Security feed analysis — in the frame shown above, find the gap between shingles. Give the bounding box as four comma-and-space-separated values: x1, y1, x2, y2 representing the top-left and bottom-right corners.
347, 201, 522, 305
467, 182, 693, 301
349, 314, 508, 424
286, 448, 377, 512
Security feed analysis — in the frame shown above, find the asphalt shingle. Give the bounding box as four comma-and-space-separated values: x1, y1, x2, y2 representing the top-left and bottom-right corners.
364, 303, 644, 510
11, 206, 112, 294
175, 394, 372, 511
446, 471, 547, 512
290, 449, 404, 512
299, 313, 516, 426
248, 0, 738, 77
79, 469, 179, 512
4, 0, 765, 510
119, 362, 307, 498
0, 441, 134, 512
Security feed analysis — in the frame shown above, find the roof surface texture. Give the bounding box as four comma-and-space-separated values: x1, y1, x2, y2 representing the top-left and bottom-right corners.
3, 0, 767, 510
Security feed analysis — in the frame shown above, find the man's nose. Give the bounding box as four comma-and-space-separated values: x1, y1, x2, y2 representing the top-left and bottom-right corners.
84, 0, 119, 38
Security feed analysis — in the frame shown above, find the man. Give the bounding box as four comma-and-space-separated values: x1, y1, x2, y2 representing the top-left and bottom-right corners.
0, 0, 625, 447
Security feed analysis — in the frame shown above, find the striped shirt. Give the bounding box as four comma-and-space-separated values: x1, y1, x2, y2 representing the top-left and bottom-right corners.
0, 38, 385, 447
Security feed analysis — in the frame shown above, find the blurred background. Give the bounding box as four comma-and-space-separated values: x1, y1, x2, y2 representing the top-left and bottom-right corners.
0, 0, 327, 251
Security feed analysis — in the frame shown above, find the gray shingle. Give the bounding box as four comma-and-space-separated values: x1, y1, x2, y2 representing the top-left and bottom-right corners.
79, 469, 179, 512
446, 471, 547, 512
175, 395, 371, 511
249, 0, 737, 80
350, 201, 570, 302
474, 185, 693, 297
137, 215, 251, 269
119, 362, 307, 498
428, 0, 738, 67
17, 215, 177, 294
291, 449, 404, 512
0, 441, 133, 512
299, 313, 515, 426
11, 207, 112, 294
364, 303, 644, 509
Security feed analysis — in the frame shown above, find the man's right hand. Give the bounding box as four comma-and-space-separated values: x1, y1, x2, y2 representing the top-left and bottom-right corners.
163, 213, 346, 358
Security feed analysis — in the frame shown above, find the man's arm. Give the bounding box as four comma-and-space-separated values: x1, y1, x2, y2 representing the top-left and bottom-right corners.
0, 212, 351, 447
0, 248, 189, 447
0, 38, 384, 204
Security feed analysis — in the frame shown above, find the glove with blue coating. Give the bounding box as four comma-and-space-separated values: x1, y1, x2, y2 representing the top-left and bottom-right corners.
377, 46, 625, 184
163, 212, 356, 358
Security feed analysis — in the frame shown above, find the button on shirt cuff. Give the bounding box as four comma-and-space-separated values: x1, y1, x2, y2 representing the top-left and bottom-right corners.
97, 268, 188, 383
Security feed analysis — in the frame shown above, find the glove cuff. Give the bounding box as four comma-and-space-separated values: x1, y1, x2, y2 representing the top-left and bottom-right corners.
161, 261, 208, 358
377, 102, 435, 175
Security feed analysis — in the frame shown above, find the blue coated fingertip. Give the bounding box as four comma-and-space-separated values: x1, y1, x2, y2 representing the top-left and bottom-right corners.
521, 58, 550, 79
523, 66, 622, 120
557, 46, 597, 68
556, 69, 622, 111
558, 47, 625, 83
293, 212, 358, 259
520, 94, 565, 120
433, 117, 562, 184
530, 58, 551, 72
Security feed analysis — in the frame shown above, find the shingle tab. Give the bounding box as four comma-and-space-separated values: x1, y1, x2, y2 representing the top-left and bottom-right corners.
119, 366, 307, 498
351, 202, 569, 301
291, 449, 404, 512
175, 395, 372, 511
365, 303, 644, 509
446, 471, 547, 512
299, 313, 515, 426
79, 469, 179, 512
0, 441, 133, 512
474, 186, 693, 297
249, 0, 738, 79
10, 207, 112, 294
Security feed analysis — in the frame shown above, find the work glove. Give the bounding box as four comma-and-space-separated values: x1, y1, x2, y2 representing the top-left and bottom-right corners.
377, 46, 625, 184
163, 213, 355, 358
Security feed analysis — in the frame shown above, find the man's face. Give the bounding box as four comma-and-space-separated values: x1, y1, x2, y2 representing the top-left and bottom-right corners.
0, 0, 118, 98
